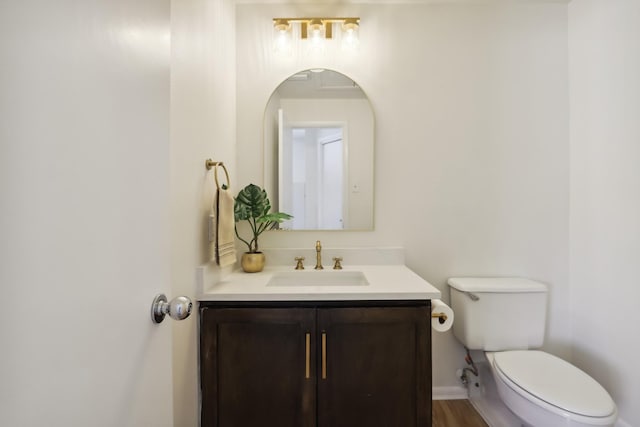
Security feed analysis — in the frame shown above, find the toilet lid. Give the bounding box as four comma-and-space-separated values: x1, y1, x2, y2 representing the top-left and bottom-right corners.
493, 350, 616, 418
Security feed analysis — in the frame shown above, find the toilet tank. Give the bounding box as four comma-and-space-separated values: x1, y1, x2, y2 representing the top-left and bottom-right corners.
448, 277, 548, 351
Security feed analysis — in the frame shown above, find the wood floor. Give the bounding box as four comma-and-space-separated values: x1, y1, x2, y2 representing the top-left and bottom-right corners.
433, 399, 489, 427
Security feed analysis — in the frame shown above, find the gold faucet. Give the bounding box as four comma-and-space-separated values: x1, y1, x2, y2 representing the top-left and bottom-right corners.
314, 240, 323, 270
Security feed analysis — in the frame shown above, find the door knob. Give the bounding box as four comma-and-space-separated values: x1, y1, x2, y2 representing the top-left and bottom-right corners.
151, 294, 193, 324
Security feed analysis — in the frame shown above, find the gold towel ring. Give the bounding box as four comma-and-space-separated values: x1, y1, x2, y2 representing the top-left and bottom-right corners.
213, 163, 230, 190
205, 159, 221, 170
205, 159, 230, 190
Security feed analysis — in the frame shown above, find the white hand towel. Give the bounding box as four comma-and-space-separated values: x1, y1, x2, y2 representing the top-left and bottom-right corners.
215, 187, 237, 267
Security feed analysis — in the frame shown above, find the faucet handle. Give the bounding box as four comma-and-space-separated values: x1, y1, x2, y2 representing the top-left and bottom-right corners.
294, 256, 305, 270
332, 257, 343, 270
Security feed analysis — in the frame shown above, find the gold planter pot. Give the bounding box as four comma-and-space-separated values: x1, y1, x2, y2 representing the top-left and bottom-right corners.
241, 252, 265, 273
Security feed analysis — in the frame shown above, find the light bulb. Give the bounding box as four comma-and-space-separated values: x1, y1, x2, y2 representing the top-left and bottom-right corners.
273, 19, 292, 55
341, 18, 359, 50
307, 19, 325, 54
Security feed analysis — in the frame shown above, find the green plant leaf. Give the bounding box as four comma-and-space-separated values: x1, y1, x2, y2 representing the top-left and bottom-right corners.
258, 212, 293, 223
234, 200, 250, 222
235, 184, 268, 219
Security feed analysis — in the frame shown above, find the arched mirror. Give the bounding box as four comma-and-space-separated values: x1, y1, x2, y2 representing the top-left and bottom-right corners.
263, 69, 374, 230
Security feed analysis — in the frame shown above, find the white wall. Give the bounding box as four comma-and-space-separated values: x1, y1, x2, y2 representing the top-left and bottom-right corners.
170, 0, 236, 425
569, 1, 640, 426
236, 2, 570, 390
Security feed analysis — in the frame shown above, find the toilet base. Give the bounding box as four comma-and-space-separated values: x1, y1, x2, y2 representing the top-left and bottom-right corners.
465, 351, 524, 427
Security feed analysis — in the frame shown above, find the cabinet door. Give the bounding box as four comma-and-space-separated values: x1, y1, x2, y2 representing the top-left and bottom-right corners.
317, 306, 431, 427
201, 307, 316, 427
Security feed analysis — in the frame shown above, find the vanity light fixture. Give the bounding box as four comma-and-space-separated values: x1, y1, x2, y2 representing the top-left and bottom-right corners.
272, 17, 360, 52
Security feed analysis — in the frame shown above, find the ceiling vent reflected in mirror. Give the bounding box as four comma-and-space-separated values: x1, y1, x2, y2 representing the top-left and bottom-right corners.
281, 69, 365, 99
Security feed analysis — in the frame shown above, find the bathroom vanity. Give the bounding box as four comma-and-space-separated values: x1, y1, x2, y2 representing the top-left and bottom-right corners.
198, 265, 441, 427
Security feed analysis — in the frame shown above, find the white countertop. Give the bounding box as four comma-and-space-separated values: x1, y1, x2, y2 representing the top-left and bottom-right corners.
198, 264, 441, 302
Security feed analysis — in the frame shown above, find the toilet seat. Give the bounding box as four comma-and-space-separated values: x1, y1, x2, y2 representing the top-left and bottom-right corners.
493, 350, 616, 419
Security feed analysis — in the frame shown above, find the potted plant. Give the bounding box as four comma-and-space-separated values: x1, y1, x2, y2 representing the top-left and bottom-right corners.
234, 183, 292, 272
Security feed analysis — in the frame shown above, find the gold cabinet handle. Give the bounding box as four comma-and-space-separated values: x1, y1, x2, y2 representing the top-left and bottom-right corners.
305, 333, 311, 379
321, 332, 327, 379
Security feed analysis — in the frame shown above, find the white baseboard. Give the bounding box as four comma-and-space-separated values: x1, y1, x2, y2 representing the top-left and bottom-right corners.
432, 386, 468, 400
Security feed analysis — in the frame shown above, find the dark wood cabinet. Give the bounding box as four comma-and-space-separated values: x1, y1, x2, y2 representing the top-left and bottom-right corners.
200, 302, 431, 427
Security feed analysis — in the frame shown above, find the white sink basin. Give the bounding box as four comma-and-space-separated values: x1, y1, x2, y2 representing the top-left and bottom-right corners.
266, 271, 370, 287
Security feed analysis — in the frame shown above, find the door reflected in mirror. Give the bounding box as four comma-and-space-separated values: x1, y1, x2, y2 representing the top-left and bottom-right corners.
264, 69, 374, 230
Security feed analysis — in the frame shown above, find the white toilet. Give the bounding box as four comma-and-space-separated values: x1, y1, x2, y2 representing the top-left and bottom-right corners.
448, 277, 617, 427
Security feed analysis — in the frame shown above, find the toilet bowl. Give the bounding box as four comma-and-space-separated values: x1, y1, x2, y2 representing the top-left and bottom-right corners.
448, 277, 618, 427
486, 351, 617, 427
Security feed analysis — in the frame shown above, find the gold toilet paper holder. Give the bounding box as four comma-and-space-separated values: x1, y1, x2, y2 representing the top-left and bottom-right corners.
432, 312, 448, 323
